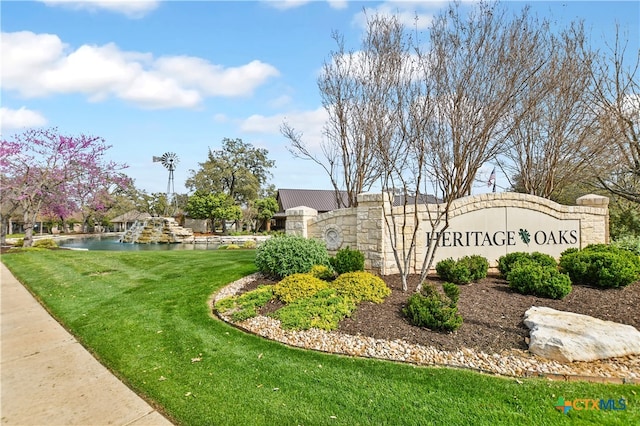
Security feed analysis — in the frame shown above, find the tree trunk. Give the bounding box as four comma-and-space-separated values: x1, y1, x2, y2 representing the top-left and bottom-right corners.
22, 211, 36, 247
0, 214, 7, 246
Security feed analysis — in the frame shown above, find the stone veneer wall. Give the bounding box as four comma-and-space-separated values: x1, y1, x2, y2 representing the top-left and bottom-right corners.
285, 192, 609, 275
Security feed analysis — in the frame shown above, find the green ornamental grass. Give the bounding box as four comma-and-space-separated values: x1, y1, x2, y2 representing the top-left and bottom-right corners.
2, 250, 638, 426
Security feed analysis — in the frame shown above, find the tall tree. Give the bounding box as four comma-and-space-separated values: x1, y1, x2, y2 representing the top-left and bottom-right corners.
498, 22, 605, 199
588, 26, 640, 204
297, 3, 554, 291
254, 197, 278, 232
0, 128, 128, 246
186, 138, 275, 205
185, 192, 242, 234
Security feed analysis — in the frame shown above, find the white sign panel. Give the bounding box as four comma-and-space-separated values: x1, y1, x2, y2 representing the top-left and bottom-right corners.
425, 207, 580, 264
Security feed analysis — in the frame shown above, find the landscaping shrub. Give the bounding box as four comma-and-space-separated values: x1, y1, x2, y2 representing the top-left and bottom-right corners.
506, 259, 572, 299
272, 273, 330, 303
497, 251, 556, 278
329, 246, 365, 275
255, 234, 331, 278
33, 239, 58, 249
308, 264, 335, 281
612, 235, 640, 256
403, 283, 463, 332
435, 255, 488, 284
214, 285, 274, 322
269, 288, 356, 331
559, 244, 640, 288
331, 271, 391, 303
224, 243, 241, 250
241, 240, 257, 249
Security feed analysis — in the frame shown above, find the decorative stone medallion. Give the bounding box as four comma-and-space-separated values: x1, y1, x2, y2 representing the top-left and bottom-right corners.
324, 225, 342, 250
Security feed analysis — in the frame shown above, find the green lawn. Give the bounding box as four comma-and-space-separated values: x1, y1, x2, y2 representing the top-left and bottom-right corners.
2, 250, 638, 425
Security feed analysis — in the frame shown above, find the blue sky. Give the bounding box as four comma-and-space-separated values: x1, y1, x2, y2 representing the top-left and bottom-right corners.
2, 0, 638, 196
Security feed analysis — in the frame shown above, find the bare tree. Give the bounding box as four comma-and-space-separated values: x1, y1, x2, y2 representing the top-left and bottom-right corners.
588, 26, 640, 204
497, 22, 604, 199
282, 29, 387, 207
404, 2, 552, 289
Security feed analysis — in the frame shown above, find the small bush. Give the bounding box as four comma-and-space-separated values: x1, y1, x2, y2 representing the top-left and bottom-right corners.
270, 288, 356, 331
435, 255, 488, 284
13, 238, 24, 247
497, 252, 557, 278
225, 244, 241, 250
507, 260, 572, 299
214, 285, 274, 322
330, 246, 365, 275
308, 264, 335, 281
33, 238, 58, 249
331, 271, 391, 303
559, 244, 640, 288
612, 235, 640, 256
241, 240, 257, 249
255, 234, 331, 278
273, 273, 330, 303
403, 283, 463, 332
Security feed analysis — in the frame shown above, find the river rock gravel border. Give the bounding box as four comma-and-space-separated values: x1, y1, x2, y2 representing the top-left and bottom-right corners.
211, 274, 639, 384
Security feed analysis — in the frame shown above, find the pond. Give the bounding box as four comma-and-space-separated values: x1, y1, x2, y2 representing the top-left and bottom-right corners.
57, 235, 219, 251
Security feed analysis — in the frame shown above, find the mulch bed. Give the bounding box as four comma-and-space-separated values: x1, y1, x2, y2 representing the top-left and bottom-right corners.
243, 273, 640, 354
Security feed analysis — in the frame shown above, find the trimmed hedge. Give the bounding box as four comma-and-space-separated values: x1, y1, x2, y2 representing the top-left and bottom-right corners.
506, 259, 572, 299
559, 244, 640, 288
435, 255, 488, 284
497, 251, 557, 278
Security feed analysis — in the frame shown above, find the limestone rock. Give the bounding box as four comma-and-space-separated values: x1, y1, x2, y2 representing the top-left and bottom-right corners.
523, 306, 640, 362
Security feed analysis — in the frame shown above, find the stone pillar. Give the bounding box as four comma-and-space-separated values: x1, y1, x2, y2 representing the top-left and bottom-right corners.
285, 206, 318, 238
356, 192, 392, 274
576, 194, 610, 244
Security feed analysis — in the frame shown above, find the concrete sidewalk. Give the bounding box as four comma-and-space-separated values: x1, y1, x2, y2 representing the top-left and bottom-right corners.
1, 262, 174, 425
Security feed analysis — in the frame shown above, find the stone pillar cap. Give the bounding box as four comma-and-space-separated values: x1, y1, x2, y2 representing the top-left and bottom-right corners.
576, 194, 609, 206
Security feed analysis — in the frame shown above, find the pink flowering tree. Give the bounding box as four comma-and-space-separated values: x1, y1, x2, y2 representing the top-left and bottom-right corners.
0, 128, 128, 247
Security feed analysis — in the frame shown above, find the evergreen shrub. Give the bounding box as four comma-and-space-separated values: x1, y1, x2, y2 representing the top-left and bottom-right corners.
507, 259, 572, 299
270, 288, 356, 331
308, 264, 335, 281
331, 271, 391, 303
330, 246, 365, 275
255, 234, 330, 278
559, 244, 640, 288
33, 238, 58, 249
273, 273, 330, 303
403, 283, 463, 332
497, 251, 557, 278
435, 255, 488, 284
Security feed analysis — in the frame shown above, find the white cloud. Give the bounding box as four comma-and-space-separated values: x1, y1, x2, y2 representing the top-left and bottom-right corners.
263, 0, 347, 11
354, 1, 440, 30
240, 107, 328, 151
0, 107, 48, 132
327, 0, 348, 10
1, 31, 280, 110
39, 0, 160, 18
154, 57, 280, 97
263, 0, 312, 10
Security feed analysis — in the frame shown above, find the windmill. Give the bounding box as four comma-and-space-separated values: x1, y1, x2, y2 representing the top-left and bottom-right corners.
153, 152, 179, 215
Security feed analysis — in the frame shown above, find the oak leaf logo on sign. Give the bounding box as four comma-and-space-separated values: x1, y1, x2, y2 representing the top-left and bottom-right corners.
518, 228, 530, 245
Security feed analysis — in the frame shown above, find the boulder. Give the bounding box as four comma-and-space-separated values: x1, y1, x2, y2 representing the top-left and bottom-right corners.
523, 306, 640, 362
